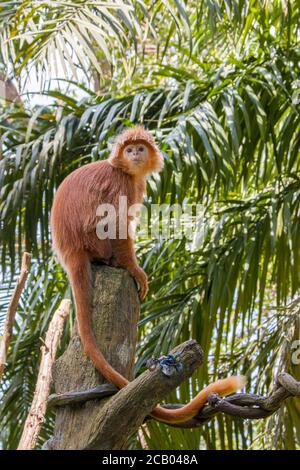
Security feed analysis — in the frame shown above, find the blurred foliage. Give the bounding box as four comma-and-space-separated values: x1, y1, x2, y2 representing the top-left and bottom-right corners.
0, 0, 299, 450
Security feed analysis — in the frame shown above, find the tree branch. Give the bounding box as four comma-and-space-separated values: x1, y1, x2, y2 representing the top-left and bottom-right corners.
43, 265, 299, 449
45, 339, 203, 450
48, 383, 117, 408
48, 373, 300, 430
84, 339, 203, 450
161, 372, 300, 428
18, 299, 71, 450
0, 252, 31, 381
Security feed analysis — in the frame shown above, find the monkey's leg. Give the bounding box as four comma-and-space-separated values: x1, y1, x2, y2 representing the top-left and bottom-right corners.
110, 238, 148, 300
85, 233, 112, 264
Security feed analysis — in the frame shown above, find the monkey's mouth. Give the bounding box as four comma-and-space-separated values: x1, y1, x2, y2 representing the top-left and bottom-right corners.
132, 157, 144, 164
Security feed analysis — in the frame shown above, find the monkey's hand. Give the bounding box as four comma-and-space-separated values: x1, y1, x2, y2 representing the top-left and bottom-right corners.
132, 266, 148, 300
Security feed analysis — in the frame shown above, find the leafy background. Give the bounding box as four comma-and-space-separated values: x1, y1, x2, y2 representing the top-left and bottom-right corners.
0, 0, 299, 449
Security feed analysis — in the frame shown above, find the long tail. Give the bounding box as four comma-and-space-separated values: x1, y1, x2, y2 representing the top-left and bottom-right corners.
150, 375, 246, 423
66, 252, 128, 388
67, 254, 245, 423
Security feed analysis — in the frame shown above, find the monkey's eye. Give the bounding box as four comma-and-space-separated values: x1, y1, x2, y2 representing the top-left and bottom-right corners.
126, 147, 133, 153
138, 146, 145, 152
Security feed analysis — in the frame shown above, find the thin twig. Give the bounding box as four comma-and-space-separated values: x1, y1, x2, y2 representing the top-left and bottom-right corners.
0, 252, 31, 380
18, 299, 71, 450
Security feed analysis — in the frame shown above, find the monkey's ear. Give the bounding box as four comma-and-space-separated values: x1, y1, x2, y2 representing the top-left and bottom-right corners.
149, 144, 164, 173
109, 142, 123, 163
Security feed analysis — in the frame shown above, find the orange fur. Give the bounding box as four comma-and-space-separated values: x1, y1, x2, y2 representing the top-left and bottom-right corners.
51, 126, 245, 423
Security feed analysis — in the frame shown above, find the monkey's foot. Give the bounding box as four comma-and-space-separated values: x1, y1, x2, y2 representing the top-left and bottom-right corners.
132, 266, 148, 300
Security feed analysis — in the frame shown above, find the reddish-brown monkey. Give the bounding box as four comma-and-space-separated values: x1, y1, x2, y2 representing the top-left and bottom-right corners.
51, 126, 245, 423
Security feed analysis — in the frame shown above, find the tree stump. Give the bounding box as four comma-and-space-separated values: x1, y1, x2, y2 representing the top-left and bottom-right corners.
45, 265, 140, 450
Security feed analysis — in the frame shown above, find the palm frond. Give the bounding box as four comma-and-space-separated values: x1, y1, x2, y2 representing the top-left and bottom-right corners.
1, 0, 300, 450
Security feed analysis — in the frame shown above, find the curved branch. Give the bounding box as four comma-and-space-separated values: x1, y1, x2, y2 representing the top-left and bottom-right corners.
47, 363, 299, 430
162, 372, 300, 428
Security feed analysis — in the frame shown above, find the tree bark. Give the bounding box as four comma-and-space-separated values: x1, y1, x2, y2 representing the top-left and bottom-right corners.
44, 264, 205, 450
81, 339, 203, 450
41, 265, 299, 449
45, 265, 140, 450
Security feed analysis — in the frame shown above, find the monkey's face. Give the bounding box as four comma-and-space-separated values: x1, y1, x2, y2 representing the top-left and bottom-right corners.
119, 140, 158, 175
123, 142, 149, 164
109, 128, 164, 175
